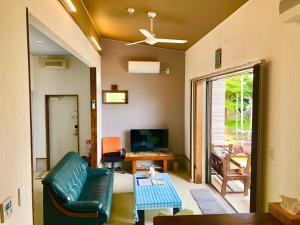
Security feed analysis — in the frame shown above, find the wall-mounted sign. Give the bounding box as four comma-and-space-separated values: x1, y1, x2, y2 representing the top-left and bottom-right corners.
215, 48, 222, 69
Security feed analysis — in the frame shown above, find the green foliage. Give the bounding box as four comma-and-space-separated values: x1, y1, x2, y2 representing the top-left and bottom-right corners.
225, 119, 251, 130
225, 74, 253, 112
224, 74, 253, 142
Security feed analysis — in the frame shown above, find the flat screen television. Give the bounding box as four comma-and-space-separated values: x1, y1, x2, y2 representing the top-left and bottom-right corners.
130, 129, 168, 152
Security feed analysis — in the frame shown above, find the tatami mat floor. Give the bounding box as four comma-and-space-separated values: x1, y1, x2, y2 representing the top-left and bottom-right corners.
34, 170, 235, 225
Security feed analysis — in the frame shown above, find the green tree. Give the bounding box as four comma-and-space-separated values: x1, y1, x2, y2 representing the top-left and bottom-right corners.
225, 73, 253, 114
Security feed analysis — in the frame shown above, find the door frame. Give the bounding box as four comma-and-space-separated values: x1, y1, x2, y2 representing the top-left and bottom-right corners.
90, 68, 98, 168
45, 95, 79, 170
26, 7, 35, 224
190, 61, 262, 212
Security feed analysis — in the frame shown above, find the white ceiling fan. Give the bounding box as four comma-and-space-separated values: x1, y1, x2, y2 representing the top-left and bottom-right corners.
126, 11, 187, 46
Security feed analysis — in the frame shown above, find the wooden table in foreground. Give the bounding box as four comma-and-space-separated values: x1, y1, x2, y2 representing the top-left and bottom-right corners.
153, 213, 283, 225
125, 152, 175, 174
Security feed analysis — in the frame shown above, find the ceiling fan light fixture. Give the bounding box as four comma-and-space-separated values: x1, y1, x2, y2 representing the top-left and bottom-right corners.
63, 0, 77, 13
125, 11, 188, 47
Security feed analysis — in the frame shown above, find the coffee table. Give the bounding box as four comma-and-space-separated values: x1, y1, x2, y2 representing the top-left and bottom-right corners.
133, 173, 182, 225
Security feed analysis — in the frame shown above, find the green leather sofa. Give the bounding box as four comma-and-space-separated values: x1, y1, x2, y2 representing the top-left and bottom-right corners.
42, 152, 114, 225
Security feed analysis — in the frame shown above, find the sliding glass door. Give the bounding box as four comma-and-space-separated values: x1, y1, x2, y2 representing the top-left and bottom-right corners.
191, 64, 261, 213
206, 66, 260, 213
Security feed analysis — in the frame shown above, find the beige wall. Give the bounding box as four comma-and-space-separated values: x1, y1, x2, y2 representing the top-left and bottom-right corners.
0, 0, 102, 224
185, 0, 300, 210
0, 1, 33, 225
30, 56, 91, 169
102, 39, 185, 154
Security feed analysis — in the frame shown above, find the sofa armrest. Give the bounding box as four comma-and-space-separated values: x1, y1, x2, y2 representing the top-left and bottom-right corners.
64, 201, 103, 213
88, 167, 111, 177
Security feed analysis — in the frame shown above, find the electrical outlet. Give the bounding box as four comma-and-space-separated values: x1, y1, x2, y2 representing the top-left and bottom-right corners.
0, 196, 13, 223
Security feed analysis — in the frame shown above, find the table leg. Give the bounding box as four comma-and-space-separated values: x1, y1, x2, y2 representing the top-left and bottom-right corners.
135, 210, 144, 225
173, 208, 180, 215
163, 160, 168, 172
132, 160, 137, 174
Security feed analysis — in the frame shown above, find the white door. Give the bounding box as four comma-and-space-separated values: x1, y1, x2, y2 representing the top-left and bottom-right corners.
48, 96, 79, 169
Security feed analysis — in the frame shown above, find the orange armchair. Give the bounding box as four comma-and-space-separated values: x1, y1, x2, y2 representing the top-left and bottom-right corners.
101, 137, 126, 174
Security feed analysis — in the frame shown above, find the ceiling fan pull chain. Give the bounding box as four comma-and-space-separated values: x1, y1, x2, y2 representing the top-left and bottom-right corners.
150, 17, 154, 34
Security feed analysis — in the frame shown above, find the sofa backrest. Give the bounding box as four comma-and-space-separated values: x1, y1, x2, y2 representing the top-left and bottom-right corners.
42, 152, 88, 203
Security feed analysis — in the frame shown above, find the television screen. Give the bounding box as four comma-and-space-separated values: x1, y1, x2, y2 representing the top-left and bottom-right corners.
130, 129, 168, 152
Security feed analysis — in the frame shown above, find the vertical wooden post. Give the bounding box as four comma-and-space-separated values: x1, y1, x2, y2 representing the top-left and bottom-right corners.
195, 80, 203, 183
90, 68, 97, 168
163, 160, 168, 172
132, 160, 137, 174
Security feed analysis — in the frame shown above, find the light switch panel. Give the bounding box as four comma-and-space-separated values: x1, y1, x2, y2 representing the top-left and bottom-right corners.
91, 99, 96, 109
0, 196, 13, 223
18, 186, 25, 207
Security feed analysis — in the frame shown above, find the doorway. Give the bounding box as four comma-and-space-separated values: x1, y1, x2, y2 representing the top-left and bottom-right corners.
207, 71, 253, 213
27, 16, 99, 225
46, 95, 79, 169
191, 64, 261, 213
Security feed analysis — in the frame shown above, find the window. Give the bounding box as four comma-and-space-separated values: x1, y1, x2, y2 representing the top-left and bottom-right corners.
102, 90, 128, 104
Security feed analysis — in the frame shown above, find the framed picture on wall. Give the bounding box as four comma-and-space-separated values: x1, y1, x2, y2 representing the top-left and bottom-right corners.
215, 48, 222, 69
102, 90, 128, 104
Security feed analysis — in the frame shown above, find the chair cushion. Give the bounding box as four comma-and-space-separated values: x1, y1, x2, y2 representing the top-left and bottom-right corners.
102, 152, 125, 162
42, 152, 88, 203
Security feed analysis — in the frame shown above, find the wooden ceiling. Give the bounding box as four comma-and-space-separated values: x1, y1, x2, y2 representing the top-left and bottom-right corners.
67, 0, 249, 51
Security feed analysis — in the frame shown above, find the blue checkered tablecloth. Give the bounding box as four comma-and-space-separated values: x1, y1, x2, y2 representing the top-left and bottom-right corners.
133, 173, 183, 222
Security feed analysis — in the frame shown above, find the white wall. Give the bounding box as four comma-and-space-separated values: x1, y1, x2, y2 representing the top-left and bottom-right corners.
30, 56, 91, 166
185, 0, 300, 210
211, 79, 226, 145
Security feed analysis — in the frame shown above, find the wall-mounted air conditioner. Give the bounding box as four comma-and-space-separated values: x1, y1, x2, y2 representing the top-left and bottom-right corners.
279, 0, 300, 23
43, 58, 67, 69
128, 61, 160, 74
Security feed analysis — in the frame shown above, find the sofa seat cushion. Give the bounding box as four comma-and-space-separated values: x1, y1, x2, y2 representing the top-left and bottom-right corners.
78, 171, 114, 223
63, 200, 103, 213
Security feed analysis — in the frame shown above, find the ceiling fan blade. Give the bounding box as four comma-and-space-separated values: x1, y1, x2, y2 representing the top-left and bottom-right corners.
155, 38, 187, 44
126, 40, 145, 46
139, 29, 154, 38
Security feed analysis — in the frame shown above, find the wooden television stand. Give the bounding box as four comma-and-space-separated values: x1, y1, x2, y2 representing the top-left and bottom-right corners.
125, 152, 175, 174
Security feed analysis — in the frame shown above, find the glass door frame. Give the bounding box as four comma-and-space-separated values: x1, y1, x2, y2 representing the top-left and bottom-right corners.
190, 62, 262, 213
